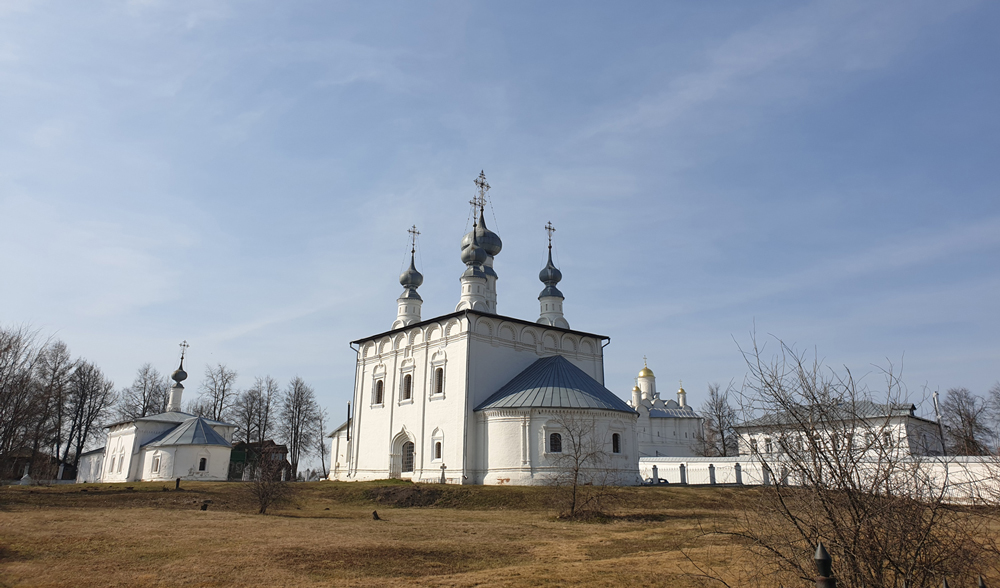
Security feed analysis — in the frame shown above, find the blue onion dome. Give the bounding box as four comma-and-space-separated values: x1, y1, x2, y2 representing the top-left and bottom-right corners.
399, 253, 423, 289
461, 211, 502, 257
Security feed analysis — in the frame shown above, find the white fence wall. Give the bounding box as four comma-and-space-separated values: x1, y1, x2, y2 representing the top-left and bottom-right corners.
639, 456, 1000, 504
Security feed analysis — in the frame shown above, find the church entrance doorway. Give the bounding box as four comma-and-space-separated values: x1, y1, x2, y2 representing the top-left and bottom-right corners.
402, 442, 414, 473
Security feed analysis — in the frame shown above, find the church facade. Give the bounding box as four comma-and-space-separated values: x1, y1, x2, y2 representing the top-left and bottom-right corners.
329, 173, 700, 486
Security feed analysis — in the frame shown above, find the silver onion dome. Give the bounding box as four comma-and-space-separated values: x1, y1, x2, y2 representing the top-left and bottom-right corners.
171, 359, 188, 384
461, 211, 502, 258
461, 230, 488, 267
398, 252, 423, 301
538, 247, 564, 299
399, 253, 423, 289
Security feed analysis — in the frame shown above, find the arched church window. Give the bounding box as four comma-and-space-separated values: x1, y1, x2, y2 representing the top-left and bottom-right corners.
152, 456, 160, 473
435, 441, 442, 460
402, 374, 412, 401
434, 368, 444, 395
118, 456, 124, 473
402, 441, 415, 473
549, 433, 562, 453
375, 380, 384, 405
109, 456, 115, 472
612, 433, 621, 454
199, 458, 207, 471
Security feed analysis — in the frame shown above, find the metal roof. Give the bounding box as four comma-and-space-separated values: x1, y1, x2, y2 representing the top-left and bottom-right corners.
474, 355, 636, 414
649, 407, 700, 419
142, 417, 231, 448
106, 410, 234, 429
738, 401, 922, 429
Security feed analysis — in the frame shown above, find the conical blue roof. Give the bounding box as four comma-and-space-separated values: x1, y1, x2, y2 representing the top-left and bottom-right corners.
474, 355, 636, 414
143, 417, 231, 448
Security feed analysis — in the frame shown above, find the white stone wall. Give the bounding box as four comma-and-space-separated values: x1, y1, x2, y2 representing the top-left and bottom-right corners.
737, 416, 944, 458
639, 456, 1000, 504
636, 414, 702, 457
475, 407, 639, 486
76, 452, 104, 483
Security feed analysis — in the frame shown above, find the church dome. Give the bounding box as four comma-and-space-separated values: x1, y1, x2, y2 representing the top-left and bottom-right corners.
399, 255, 423, 289
461, 213, 503, 258
638, 366, 654, 379
461, 234, 488, 267
171, 364, 187, 384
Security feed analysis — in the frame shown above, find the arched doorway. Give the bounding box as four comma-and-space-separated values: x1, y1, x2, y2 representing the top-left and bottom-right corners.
402, 441, 414, 473
390, 430, 416, 479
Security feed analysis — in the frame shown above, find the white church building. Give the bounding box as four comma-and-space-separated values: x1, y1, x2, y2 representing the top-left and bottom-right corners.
76, 354, 237, 483
328, 173, 701, 486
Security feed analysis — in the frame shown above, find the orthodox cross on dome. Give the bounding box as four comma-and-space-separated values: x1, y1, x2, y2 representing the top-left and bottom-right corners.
643, 355, 648, 368
474, 170, 490, 208
544, 221, 556, 249
179, 340, 189, 361
407, 225, 420, 254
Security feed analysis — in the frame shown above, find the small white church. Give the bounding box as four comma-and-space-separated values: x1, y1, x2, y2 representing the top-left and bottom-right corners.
328, 172, 701, 486
76, 352, 236, 483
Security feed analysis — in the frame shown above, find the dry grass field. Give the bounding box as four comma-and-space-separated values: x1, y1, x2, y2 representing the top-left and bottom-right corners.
0, 480, 755, 588
8, 481, 996, 588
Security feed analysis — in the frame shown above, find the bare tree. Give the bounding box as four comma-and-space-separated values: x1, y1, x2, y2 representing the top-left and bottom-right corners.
546, 412, 625, 519
697, 382, 738, 457
199, 363, 237, 422
232, 376, 278, 445
62, 361, 116, 468
316, 407, 329, 478
279, 376, 320, 478
941, 387, 993, 456
117, 363, 169, 420
0, 325, 43, 459
727, 335, 996, 588
242, 455, 292, 515
28, 341, 76, 477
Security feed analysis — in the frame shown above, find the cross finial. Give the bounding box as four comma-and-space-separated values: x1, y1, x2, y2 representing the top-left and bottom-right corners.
643, 355, 647, 368
474, 170, 490, 204
179, 340, 189, 360
544, 221, 556, 249
407, 225, 420, 254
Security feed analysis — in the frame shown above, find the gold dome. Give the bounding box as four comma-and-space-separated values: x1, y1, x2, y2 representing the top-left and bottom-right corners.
638, 367, 654, 378
632, 384, 641, 392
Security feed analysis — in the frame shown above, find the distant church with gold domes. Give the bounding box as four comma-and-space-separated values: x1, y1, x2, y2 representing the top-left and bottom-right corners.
627, 360, 702, 457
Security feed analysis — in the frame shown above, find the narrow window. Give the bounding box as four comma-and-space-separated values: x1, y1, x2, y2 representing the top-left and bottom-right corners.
152, 456, 160, 473
375, 380, 384, 404
199, 457, 207, 471
402, 374, 412, 400
765, 438, 772, 453
109, 456, 116, 472
118, 456, 123, 473
750, 439, 759, 454
402, 441, 415, 473
435, 441, 442, 460
612, 433, 621, 454
549, 433, 562, 453
434, 368, 444, 395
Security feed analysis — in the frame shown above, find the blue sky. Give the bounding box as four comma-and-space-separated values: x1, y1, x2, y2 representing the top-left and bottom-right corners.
1, 0, 998, 423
